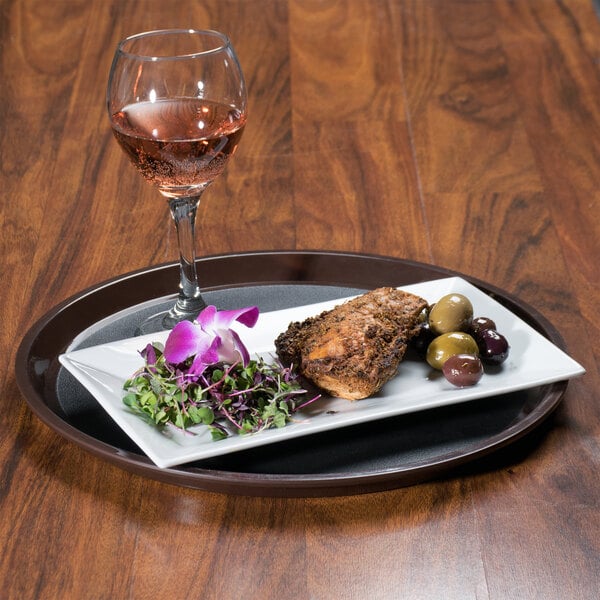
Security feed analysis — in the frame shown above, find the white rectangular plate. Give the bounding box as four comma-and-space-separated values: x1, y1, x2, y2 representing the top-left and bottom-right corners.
59, 277, 585, 468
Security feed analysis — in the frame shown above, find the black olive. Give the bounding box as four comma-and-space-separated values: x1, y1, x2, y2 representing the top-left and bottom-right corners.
477, 329, 509, 364
442, 354, 484, 387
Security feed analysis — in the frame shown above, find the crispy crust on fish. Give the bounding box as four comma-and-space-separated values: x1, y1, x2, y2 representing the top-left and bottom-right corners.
274, 287, 428, 400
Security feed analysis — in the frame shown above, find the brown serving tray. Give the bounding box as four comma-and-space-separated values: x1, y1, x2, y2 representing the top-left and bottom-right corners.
15, 251, 568, 497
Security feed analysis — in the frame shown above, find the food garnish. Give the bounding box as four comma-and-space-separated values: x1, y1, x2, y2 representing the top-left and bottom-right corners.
123, 305, 320, 440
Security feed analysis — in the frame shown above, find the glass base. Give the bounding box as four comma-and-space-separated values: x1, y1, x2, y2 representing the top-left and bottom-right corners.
134, 311, 176, 335
134, 297, 207, 335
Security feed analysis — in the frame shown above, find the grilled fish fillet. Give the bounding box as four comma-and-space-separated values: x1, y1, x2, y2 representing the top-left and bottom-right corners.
274, 287, 428, 400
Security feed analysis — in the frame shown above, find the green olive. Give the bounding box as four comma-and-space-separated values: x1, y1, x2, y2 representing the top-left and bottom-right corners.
426, 331, 479, 370
428, 293, 474, 335
417, 306, 430, 324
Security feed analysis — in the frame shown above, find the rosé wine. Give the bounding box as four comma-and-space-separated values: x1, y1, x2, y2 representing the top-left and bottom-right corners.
111, 98, 245, 196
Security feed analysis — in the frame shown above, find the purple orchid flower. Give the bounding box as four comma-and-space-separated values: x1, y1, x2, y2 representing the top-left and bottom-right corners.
163, 305, 259, 376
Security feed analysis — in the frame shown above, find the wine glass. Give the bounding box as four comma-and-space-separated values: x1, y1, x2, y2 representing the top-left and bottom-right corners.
107, 29, 247, 333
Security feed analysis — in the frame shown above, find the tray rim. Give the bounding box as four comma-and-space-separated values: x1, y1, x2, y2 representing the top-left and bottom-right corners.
15, 250, 569, 497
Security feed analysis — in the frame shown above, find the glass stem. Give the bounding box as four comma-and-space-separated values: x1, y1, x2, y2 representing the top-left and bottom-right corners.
166, 195, 207, 325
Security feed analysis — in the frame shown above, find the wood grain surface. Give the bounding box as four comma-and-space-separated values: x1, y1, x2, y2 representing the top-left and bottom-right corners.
2, 0, 599, 598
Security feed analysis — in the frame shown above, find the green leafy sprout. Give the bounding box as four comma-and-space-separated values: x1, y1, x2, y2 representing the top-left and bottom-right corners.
123, 342, 320, 441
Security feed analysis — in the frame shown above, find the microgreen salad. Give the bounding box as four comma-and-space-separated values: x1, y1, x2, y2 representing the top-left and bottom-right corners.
122, 305, 320, 440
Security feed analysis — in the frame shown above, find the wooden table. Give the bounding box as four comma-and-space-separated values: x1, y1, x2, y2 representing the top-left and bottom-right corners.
2, 0, 599, 597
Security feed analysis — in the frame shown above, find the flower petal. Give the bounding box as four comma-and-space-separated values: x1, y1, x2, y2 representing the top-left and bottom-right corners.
215, 330, 238, 364
232, 306, 259, 328
164, 320, 207, 364
196, 305, 218, 330
188, 337, 221, 376
199, 335, 221, 365
228, 329, 251, 366
205, 305, 259, 330
188, 356, 208, 377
